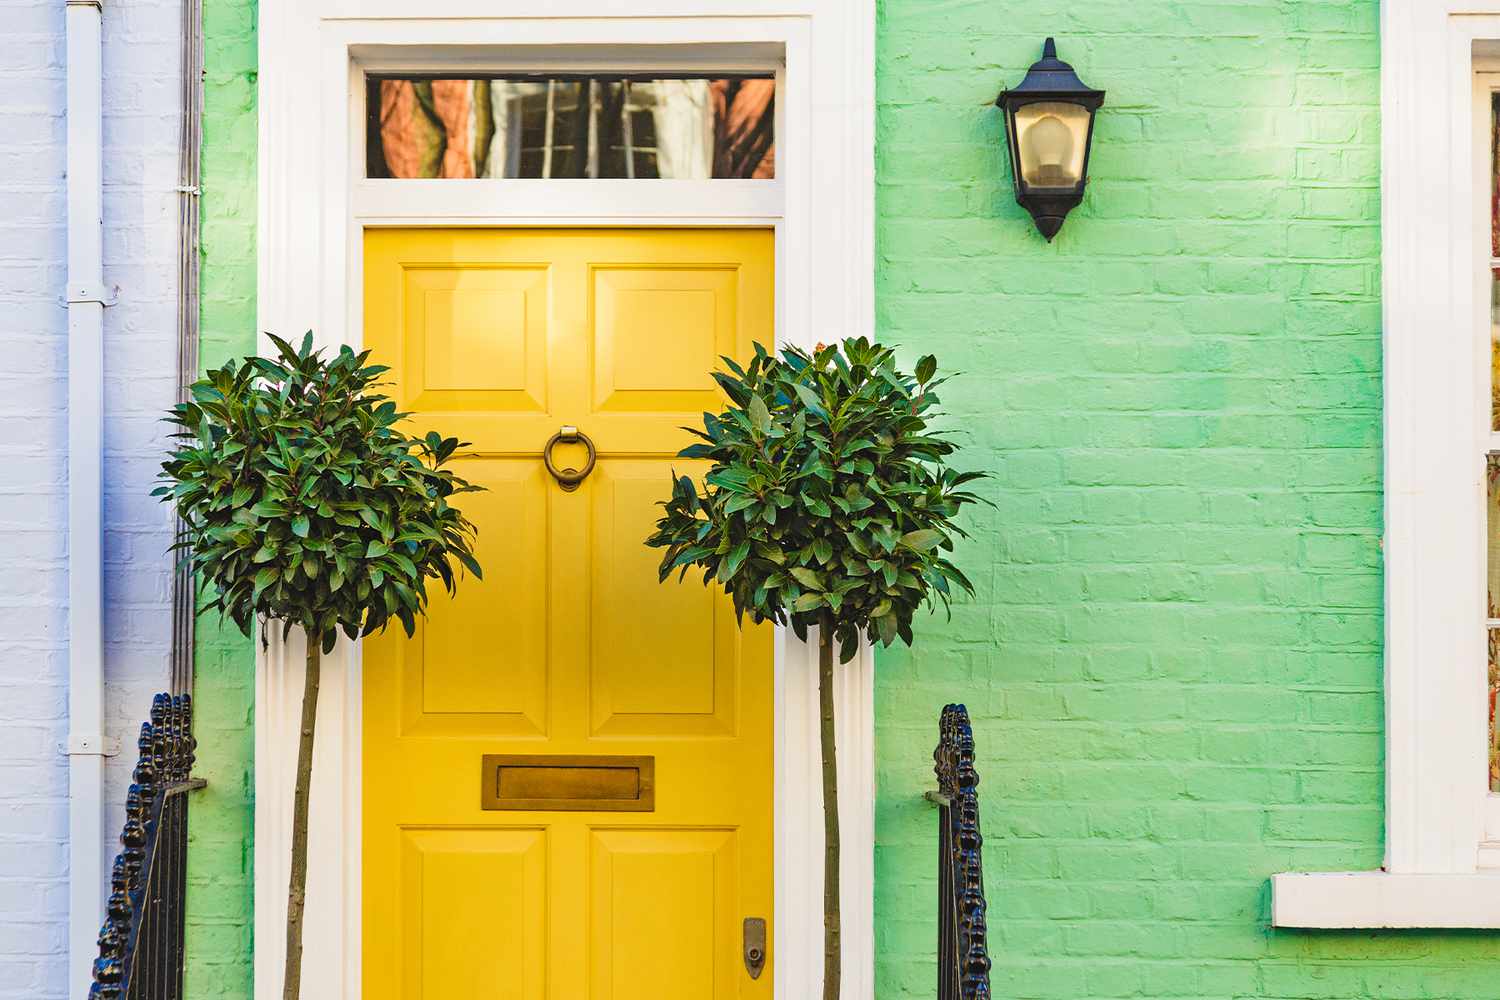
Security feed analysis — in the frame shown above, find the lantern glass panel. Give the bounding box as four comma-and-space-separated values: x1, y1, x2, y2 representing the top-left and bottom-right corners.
1013, 100, 1091, 191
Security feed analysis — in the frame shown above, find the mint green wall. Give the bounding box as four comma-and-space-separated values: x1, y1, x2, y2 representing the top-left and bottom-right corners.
184, 0, 257, 996
874, 2, 1500, 996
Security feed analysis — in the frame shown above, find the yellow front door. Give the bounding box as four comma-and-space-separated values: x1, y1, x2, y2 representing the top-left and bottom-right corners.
362, 228, 775, 1000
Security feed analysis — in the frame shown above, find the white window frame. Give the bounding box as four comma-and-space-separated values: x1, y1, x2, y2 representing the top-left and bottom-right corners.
253, 3, 876, 996
1271, 3, 1500, 928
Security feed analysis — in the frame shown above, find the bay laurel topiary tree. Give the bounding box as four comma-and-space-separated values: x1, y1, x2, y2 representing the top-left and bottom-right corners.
155, 333, 482, 1000
646, 338, 987, 1000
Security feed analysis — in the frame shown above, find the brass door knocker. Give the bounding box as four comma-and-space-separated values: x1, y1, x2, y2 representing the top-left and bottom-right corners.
542, 426, 597, 492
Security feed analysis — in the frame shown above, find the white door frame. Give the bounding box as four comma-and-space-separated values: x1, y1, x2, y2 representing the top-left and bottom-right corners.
253, 4, 876, 997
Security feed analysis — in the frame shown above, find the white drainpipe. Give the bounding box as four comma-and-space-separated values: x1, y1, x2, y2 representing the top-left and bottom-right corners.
65, 0, 113, 996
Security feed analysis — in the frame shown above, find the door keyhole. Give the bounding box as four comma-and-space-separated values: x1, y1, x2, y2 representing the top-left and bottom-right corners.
743, 917, 767, 979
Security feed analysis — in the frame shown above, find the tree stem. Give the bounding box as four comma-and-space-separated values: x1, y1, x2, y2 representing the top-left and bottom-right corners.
819, 625, 841, 1000
283, 638, 321, 1000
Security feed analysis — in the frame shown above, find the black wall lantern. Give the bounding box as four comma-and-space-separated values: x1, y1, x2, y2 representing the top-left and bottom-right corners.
996, 38, 1105, 241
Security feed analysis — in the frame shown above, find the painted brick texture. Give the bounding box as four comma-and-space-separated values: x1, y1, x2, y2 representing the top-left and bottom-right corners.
0, 1, 181, 995
875, 1, 1494, 997
182, 0, 258, 997
0, 5, 71, 992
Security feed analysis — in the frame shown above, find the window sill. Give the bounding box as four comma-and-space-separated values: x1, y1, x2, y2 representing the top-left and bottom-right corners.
1272, 871, 1500, 928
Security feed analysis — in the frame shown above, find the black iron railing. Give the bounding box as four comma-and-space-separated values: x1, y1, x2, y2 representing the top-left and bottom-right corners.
930, 703, 991, 1000
88, 694, 204, 1000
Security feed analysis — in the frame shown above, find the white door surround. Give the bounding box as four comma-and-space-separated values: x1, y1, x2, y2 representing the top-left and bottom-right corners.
254, 4, 876, 997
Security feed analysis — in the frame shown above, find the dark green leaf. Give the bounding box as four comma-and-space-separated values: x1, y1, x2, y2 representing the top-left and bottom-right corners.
915, 355, 936, 384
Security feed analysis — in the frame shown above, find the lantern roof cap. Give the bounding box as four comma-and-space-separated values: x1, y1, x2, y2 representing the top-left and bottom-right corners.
997, 37, 1105, 106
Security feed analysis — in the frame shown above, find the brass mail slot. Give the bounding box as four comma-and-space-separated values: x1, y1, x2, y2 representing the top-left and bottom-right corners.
480, 754, 655, 812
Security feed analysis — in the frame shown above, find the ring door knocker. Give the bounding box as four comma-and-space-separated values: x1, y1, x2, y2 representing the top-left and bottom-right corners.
542, 425, 597, 492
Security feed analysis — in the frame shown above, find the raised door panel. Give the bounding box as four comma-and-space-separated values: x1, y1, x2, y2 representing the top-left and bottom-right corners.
590, 265, 738, 414
399, 264, 549, 414
588, 460, 737, 738
399, 458, 549, 737
588, 828, 737, 1000
399, 828, 547, 1000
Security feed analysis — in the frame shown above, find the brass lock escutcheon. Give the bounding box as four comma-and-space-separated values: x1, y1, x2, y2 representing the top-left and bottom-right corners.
743, 917, 767, 979
542, 425, 597, 492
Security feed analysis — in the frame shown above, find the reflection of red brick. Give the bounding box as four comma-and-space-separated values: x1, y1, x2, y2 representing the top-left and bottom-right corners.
378, 80, 473, 178
379, 81, 431, 178
431, 81, 475, 179
1491, 683, 1498, 787
711, 79, 775, 179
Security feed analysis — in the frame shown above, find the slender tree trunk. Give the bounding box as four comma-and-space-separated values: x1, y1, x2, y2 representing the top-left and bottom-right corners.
818, 625, 841, 1000
283, 639, 321, 1000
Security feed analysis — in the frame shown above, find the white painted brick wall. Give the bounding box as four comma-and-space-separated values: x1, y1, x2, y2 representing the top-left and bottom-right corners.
0, 1, 181, 996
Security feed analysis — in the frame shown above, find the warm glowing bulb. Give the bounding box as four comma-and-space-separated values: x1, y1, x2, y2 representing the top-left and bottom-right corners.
1027, 115, 1074, 185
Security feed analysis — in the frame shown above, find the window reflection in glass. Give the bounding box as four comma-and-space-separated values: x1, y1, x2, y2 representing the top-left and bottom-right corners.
1492, 624, 1500, 793
1492, 93, 1500, 258
367, 76, 776, 180
1490, 454, 1500, 791
1492, 273, 1500, 431
1491, 94, 1500, 429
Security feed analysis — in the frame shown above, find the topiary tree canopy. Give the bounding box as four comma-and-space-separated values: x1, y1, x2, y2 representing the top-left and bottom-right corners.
645, 337, 986, 1000
155, 333, 481, 1000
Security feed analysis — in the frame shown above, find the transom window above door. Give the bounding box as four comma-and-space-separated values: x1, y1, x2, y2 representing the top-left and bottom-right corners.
366, 74, 775, 180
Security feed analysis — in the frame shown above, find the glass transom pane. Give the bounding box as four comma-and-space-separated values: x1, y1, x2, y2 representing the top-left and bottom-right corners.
366, 75, 775, 180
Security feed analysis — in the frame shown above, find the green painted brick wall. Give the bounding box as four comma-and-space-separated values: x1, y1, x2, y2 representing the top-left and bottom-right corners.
873, 1, 1500, 997
185, 0, 258, 996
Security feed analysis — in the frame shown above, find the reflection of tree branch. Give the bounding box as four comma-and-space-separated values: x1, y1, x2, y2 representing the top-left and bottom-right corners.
739, 103, 775, 178
596, 81, 628, 177
562, 80, 592, 178
367, 80, 390, 178
410, 82, 448, 175
473, 81, 494, 178
712, 79, 775, 179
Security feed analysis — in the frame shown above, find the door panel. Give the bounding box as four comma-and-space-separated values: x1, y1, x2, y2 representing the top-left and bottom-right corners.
401, 264, 550, 413
588, 828, 738, 1000
363, 228, 774, 1000
590, 265, 739, 414
415, 458, 549, 732
589, 460, 737, 738
400, 828, 548, 1000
